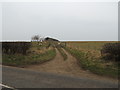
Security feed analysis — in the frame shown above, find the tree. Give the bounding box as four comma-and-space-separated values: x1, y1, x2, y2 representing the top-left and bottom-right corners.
31, 35, 40, 42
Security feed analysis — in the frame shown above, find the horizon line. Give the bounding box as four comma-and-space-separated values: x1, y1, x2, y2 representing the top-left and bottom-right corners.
0, 40, 119, 42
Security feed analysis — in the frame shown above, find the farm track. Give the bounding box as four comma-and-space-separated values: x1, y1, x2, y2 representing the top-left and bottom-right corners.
26, 48, 118, 83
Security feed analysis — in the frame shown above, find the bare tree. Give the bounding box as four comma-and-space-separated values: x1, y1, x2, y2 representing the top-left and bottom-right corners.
31, 35, 40, 42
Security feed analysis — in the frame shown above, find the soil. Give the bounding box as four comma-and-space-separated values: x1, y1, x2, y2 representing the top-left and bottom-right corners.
26, 48, 118, 83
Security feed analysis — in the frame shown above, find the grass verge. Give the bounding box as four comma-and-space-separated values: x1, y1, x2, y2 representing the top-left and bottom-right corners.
2, 48, 56, 67
64, 47, 119, 78
57, 47, 67, 60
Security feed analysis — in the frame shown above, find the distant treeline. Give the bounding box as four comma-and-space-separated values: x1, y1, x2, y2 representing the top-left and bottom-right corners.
2, 42, 31, 55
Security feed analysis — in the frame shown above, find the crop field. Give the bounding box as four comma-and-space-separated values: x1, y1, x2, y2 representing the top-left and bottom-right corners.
65, 41, 116, 50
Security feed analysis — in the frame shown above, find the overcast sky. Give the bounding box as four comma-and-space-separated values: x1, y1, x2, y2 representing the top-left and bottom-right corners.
1, 1, 118, 41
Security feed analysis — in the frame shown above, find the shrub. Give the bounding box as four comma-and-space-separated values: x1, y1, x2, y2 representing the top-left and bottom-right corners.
2, 48, 56, 67
2, 42, 31, 55
101, 43, 120, 61
65, 47, 119, 78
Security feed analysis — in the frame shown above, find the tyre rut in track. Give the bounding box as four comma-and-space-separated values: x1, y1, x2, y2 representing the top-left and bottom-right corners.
26, 48, 118, 82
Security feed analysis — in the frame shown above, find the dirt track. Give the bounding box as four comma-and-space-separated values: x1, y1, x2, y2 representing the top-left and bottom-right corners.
26, 48, 118, 82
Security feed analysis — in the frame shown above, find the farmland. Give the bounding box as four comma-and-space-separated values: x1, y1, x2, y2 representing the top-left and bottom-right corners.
64, 41, 117, 50
63, 41, 119, 78
2, 40, 119, 79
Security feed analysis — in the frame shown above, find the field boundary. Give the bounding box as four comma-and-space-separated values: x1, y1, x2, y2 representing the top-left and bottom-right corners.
64, 47, 118, 78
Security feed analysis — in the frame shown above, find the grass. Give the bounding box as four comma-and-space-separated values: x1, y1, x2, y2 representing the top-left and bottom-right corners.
57, 47, 67, 60
2, 42, 56, 67
63, 41, 117, 50
64, 42, 119, 78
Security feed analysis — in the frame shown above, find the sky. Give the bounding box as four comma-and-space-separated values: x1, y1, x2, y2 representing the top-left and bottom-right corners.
0, 1, 118, 41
